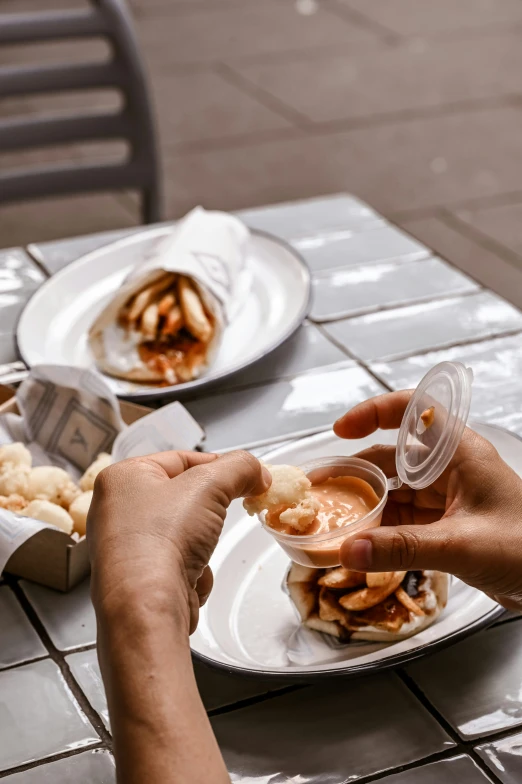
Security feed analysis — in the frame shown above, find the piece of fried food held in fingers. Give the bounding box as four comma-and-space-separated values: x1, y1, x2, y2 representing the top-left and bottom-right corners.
243, 464, 320, 533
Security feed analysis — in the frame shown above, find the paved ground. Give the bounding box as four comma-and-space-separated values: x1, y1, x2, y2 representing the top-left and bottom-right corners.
2, 0, 522, 304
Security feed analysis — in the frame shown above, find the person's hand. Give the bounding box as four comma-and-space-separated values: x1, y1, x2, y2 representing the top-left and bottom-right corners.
87, 450, 270, 634
334, 391, 522, 611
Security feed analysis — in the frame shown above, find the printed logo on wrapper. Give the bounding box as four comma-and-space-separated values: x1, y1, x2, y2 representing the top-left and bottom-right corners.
133, 206, 250, 323
46, 399, 119, 471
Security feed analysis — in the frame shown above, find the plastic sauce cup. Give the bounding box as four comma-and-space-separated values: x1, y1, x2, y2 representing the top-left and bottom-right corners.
260, 456, 398, 568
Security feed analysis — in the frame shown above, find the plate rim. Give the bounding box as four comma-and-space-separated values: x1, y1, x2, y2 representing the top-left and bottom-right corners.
191, 421, 514, 680
191, 603, 505, 682
17, 227, 311, 401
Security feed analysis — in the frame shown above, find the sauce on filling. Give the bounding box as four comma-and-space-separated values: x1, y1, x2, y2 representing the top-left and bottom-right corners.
266, 476, 380, 536
137, 333, 207, 385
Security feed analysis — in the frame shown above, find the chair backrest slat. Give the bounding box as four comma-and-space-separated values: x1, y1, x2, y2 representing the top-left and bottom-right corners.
0, 160, 146, 202
0, 62, 126, 97
0, 10, 107, 46
0, 111, 130, 152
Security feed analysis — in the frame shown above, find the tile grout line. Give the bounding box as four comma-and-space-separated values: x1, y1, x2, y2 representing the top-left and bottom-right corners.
7, 580, 113, 751
323, 323, 522, 367
438, 208, 522, 274
214, 62, 312, 131
396, 670, 506, 784
161, 94, 522, 160
397, 669, 469, 745
403, 18, 522, 45
389, 187, 522, 224
326, 0, 410, 43
0, 653, 49, 675
401, 661, 522, 750
0, 743, 108, 780
207, 684, 307, 719
341, 747, 469, 784
0, 643, 98, 675
309, 285, 482, 325
23, 247, 51, 281
164, 125, 306, 157
281, 93, 522, 135
315, 323, 394, 393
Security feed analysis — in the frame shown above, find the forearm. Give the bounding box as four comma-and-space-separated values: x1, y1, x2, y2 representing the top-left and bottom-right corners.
95, 588, 230, 784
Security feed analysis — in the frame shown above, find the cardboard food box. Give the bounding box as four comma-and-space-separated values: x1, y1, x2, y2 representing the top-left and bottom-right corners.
0, 384, 151, 592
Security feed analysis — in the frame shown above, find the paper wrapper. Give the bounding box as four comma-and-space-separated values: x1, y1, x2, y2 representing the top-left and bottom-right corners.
0, 365, 204, 577
281, 566, 449, 666
88, 206, 250, 384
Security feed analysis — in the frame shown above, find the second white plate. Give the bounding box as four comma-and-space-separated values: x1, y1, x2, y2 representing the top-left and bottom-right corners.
17, 228, 310, 400
191, 422, 520, 679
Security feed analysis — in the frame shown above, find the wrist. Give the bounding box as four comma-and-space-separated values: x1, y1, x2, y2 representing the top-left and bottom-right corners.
93, 568, 192, 642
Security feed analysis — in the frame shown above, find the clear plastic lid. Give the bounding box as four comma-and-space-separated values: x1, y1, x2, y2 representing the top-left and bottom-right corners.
396, 361, 473, 490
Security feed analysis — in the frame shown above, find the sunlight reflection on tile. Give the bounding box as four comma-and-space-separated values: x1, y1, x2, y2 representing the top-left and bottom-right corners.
187, 364, 384, 451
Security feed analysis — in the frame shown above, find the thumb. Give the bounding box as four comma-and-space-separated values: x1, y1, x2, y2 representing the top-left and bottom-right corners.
185, 450, 271, 506
340, 522, 463, 574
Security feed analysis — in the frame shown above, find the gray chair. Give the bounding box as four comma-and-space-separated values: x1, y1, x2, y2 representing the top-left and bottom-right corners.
0, 0, 162, 223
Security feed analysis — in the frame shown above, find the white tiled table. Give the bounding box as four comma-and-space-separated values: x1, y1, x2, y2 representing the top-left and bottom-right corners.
1, 193, 522, 782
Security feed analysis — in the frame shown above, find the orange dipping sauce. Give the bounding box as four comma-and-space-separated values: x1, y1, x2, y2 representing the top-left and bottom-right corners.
266, 476, 380, 536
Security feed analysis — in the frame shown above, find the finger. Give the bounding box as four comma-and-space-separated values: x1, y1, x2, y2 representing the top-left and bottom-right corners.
380, 501, 442, 527
354, 444, 397, 478
334, 390, 414, 439
187, 450, 271, 505
196, 565, 214, 606
350, 446, 444, 509
140, 451, 218, 479
340, 520, 462, 574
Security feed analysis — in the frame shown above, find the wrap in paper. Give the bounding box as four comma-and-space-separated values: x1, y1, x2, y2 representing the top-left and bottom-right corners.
88, 206, 250, 385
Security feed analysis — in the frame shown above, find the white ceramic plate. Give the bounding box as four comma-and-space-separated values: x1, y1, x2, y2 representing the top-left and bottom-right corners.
17, 228, 310, 401
191, 422, 520, 679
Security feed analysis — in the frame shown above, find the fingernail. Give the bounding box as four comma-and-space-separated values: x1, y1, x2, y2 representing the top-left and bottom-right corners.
261, 467, 272, 487
347, 539, 373, 571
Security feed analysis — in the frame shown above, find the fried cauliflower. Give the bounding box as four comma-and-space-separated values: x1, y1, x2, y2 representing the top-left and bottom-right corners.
20, 500, 74, 535
80, 453, 111, 492
69, 490, 93, 537
27, 466, 80, 509
243, 463, 320, 533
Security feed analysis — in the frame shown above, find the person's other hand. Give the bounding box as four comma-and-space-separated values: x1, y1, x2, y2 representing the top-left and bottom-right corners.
87, 451, 270, 633
334, 391, 522, 611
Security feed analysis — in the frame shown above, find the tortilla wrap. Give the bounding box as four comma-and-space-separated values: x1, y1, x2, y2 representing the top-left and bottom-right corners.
88, 207, 249, 385
286, 565, 449, 643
